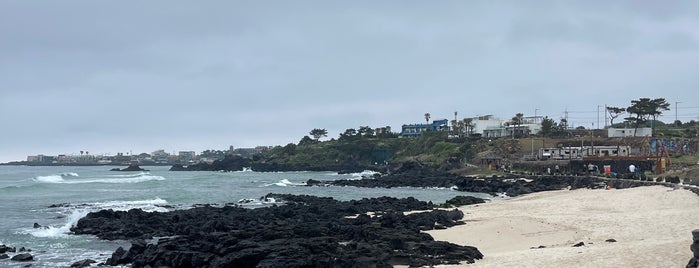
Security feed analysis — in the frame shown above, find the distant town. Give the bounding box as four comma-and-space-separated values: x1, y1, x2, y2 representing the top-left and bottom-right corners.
16, 146, 273, 166
7, 97, 698, 168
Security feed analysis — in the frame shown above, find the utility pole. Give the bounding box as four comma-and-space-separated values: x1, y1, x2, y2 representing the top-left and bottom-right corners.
604, 104, 608, 128
597, 105, 601, 130
534, 108, 539, 123
676, 101, 681, 123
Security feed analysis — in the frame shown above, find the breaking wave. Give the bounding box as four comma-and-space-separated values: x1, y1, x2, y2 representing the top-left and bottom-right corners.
33, 172, 165, 184
264, 179, 306, 187
24, 198, 170, 238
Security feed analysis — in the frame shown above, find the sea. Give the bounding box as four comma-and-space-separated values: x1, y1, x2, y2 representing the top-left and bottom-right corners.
0, 165, 489, 267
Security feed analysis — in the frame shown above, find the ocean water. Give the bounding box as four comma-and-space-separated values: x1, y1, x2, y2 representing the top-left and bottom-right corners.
0, 165, 488, 267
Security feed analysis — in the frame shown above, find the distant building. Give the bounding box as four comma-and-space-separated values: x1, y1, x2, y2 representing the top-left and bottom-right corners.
470, 115, 505, 136
229, 146, 271, 159
178, 151, 196, 161
607, 127, 652, 137
401, 119, 449, 137
475, 115, 542, 138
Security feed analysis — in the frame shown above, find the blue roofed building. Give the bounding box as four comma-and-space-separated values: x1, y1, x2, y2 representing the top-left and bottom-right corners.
401, 119, 449, 137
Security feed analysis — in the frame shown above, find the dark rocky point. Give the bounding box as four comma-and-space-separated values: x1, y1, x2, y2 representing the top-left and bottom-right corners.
110, 165, 148, 172
572, 242, 585, 247
605, 238, 617, 243
0, 253, 8, 259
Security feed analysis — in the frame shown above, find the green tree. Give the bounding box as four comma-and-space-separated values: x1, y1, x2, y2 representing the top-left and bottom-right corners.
309, 128, 328, 141
626, 98, 670, 136
298, 135, 315, 146
606, 106, 626, 126
358, 126, 375, 137
462, 118, 474, 136
339, 128, 358, 140
424, 113, 431, 124
540, 116, 556, 137
510, 113, 524, 138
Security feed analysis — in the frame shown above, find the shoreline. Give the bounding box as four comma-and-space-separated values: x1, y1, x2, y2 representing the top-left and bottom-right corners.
426, 186, 699, 267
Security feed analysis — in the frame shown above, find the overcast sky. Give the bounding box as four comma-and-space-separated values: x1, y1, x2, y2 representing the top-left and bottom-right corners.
1, 1, 698, 162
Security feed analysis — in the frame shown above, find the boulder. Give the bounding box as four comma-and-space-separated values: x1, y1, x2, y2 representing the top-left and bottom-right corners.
0, 253, 8, 259
445, 196, 486, 207
10, 253, 33, 261
572, 242, 585, 247
70, 259, 97, 267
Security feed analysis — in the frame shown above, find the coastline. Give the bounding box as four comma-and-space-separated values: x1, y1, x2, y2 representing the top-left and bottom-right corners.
426, 186, 699, 267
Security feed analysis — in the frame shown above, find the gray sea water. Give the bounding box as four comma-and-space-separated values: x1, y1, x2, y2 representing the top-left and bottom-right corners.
0, 165, 488, 267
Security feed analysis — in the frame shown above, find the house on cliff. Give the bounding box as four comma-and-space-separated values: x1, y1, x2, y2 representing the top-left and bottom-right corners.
401, 119, 449, 137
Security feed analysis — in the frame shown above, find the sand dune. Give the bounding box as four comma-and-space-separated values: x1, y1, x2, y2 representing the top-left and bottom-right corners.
426, 186, 699, 267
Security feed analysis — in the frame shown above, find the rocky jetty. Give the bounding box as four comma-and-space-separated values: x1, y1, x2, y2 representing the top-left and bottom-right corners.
110, 165, 148, 172
72, 194, 483, 267
310, 161, 691, 197
169, 155, 377, 173
687, 229, 699, 268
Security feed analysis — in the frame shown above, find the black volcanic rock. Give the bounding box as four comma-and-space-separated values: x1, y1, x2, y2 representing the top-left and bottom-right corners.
72, 194, 482, 267
10, 253, 33, 261
110, 165, 148, 172
70, 259, 97, 267
446, 196, 486, 207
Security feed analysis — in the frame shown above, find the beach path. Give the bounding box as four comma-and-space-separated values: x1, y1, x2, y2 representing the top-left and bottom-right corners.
426, 186, 699, 267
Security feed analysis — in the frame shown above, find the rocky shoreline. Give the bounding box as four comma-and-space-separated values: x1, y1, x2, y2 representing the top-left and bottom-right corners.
72, 194, 483, 267
68, 162, 699, 267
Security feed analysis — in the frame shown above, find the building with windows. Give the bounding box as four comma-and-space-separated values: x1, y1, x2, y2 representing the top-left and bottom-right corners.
401, 119, 449, 137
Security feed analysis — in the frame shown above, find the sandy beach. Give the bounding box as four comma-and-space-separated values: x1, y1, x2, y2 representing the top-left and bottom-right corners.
427, 186, 699, 267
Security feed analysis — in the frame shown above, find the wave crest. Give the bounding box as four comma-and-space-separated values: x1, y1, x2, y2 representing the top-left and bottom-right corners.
33, 172, 165, 184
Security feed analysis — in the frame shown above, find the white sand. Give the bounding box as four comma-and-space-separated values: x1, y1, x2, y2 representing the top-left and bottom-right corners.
426, 186, 699, 267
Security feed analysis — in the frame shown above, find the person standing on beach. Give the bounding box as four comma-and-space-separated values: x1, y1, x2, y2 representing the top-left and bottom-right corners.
629, 164, 636, 178
555, 164, 560, 175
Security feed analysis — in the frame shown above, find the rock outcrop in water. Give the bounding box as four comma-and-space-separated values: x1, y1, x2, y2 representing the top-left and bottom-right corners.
72, 194, 483, 267
110, 165, 148, 172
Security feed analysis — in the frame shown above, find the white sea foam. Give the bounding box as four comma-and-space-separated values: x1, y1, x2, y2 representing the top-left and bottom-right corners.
265, 179, 305, 187
347, 170, 380, 180
24, 198, 170, 238
33, 172, 165, 184
34, 175, 66, 183
27, 210, 90, 238
237, 197, 280, 207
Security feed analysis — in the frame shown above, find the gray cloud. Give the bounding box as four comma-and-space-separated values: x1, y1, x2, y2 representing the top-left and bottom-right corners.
1, 1, 698, 162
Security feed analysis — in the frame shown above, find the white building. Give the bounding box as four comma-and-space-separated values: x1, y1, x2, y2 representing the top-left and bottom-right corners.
607, 127, 652, 138
471, 115, 505, 135
478, 115, 543, 138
